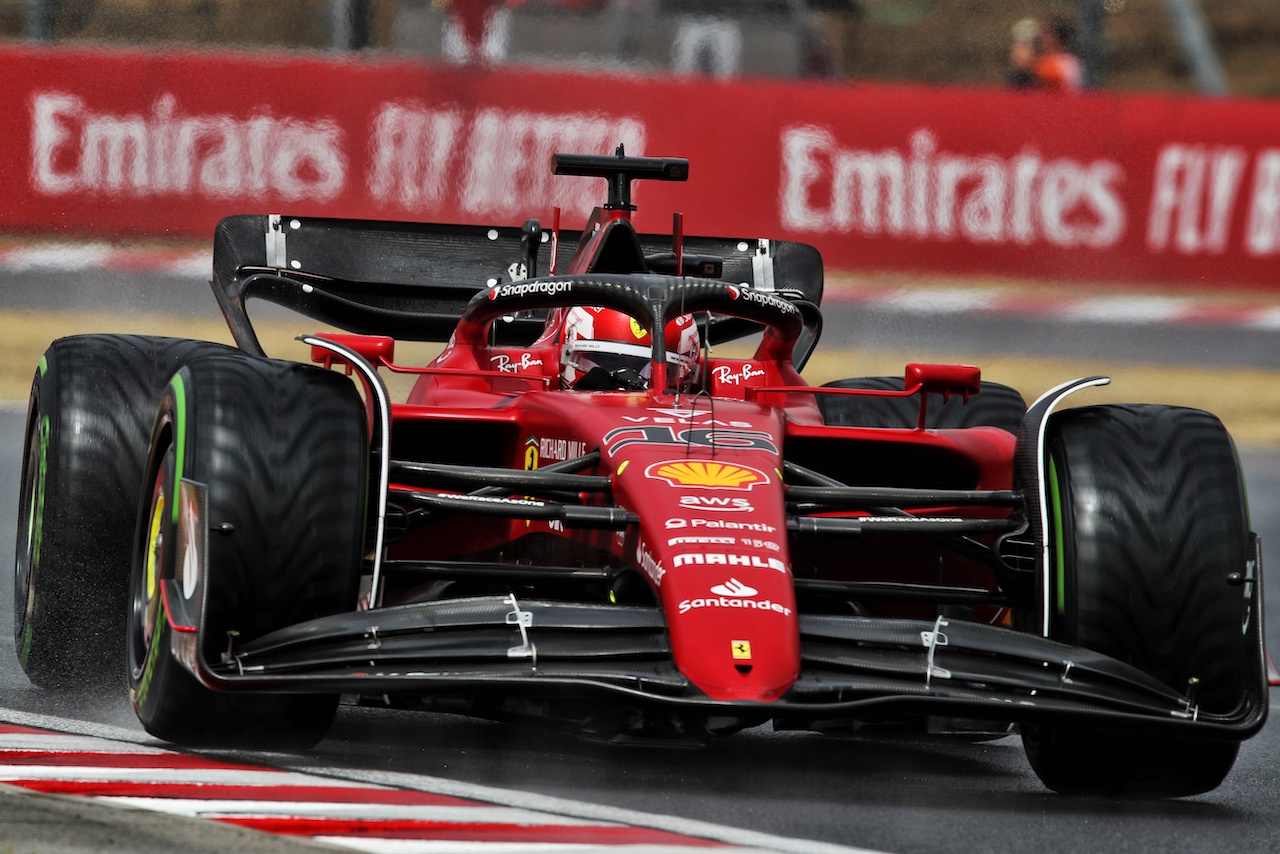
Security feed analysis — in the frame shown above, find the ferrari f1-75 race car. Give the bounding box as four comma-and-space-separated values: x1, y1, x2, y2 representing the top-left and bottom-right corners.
15, 150, 1266, 797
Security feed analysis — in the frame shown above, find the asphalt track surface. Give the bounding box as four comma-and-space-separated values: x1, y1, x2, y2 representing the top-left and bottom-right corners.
3, 269, 1280, 853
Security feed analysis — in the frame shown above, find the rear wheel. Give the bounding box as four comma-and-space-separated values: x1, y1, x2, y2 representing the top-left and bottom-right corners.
14, 335, 236, 689
819, 376, 1025, 433
127, 355, 368, 749
1023, 404, 1254, 797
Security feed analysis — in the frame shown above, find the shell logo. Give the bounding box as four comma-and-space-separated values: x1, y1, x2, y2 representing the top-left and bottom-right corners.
645, 460, 769, 491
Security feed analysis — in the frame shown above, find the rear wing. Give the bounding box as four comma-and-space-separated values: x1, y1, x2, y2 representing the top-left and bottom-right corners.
210, 214, 823, 357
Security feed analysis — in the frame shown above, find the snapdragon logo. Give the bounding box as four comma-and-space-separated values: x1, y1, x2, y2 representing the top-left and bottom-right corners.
728, 285, 800, 315
488, 280, 574, 300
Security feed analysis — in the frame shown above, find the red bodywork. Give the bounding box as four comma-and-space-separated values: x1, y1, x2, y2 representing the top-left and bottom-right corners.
313, 204, 1015, 708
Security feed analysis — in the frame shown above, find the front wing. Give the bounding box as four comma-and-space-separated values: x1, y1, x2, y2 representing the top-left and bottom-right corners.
162, 584, 1267, 741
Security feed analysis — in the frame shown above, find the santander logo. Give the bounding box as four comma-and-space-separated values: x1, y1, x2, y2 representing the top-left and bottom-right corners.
710, 578, 757, 597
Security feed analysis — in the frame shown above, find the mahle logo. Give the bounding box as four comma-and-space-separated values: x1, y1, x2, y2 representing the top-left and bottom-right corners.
645, 460, 767, 491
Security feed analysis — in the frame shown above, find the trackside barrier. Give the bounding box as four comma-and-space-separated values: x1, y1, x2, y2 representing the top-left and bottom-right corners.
3, 44, 1280, 287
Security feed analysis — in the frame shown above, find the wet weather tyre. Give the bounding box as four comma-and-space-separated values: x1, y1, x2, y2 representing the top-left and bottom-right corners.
14, 335, 237, 690
127, 355, 367, 749
1023, 404, 1255, 797
819, 377, 1026, 433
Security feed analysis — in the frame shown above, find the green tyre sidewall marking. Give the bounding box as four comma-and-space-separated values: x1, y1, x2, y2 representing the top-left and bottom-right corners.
169, 373, 187, 525
19, 622, 33, 668
1047, 452, 1067, 619
19, 406, 50, 671
134, 600, 166, 710
32, 415, 49, 575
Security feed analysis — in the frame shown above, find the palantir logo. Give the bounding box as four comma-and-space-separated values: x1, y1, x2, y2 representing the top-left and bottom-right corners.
710, 578, 757, 597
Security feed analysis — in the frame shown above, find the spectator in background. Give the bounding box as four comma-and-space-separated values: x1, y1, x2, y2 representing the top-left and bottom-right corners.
1034, 18, 1082, 92
803, 0, 864, 79
799, 18, 841, 79
605, 0, 657, 65
672, 1, 742, 78
441, 0, 513, 64
1006, 18, 1039, 89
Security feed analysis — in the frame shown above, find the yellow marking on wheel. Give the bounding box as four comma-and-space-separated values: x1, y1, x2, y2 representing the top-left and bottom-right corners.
146, 491, 165, 602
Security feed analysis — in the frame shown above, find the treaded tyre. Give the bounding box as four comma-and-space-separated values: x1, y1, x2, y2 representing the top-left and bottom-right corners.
127, 355, 367, 749
819, 377, 1026, 433
14, 335, 237, 689
1023, 404, 1254, 797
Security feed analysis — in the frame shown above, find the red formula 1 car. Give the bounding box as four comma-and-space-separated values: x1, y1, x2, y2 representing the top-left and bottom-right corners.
15, 151, 1266, 796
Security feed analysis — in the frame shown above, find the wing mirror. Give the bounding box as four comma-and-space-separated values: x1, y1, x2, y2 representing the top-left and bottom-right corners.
310, 333, 395, 371
906, 363, 981, 399
905, 363, 981, 430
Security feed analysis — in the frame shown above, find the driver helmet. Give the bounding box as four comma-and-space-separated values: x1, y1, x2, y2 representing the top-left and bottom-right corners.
561, 307, 699, 390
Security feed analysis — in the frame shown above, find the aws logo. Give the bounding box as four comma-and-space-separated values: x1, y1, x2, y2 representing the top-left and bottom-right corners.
645, 460, 768, 491
680, 495, 753, 512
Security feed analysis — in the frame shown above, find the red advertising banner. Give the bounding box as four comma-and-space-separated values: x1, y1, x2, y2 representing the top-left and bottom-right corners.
1, 43, 1278, 287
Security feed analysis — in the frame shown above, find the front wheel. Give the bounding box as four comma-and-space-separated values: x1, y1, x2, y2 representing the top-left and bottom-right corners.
14, 335, 236, 689
128, 355, 368, 749
1024, 404, 1256, 797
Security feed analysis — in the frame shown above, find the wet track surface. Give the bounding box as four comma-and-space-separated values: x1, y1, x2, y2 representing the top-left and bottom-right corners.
3, 270, 1280, 852
0, 428, 1278, 854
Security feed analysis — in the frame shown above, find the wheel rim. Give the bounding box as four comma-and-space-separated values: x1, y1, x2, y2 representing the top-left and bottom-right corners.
143, 487, 165, 646
130, 450, 169, 682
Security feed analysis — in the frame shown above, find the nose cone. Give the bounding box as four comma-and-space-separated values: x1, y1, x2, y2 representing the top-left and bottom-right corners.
660, 559, 799, 702
602, 407, 799, 703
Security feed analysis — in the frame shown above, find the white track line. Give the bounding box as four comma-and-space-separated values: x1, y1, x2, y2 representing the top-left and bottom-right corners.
0, 709, 890, 854
97, 799, 609, 825
311, 843, 738, 854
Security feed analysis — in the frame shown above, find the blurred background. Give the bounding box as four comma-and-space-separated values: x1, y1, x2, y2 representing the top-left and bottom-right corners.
1, 0, 1277, 95
0, 0, 1279, 440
